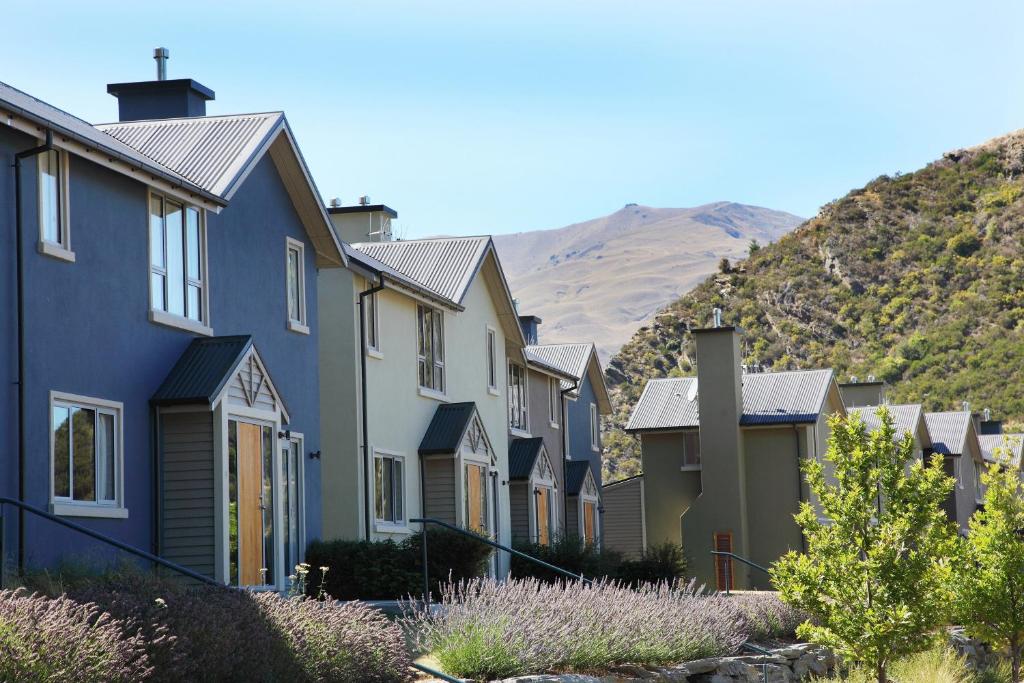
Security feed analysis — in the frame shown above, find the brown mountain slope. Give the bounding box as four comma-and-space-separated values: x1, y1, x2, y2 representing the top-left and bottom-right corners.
494, 202, 803, 361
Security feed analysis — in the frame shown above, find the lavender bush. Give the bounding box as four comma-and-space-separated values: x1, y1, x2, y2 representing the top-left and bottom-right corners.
404, 578, 746, 679
728, 591, 809, 641
0, 589, 151, 682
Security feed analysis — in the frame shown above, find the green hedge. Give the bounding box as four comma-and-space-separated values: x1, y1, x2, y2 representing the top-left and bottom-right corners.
510, 537, 686, 587
304, 527, 493, 600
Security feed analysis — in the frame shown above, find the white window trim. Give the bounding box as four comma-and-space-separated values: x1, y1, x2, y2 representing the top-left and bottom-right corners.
485, 325, 499, 395
286, 237, 309, 334
365, 291, 382, 357
974, 459, 985, 505
49, 391, 128, 519
148, 189, 212, 335
508, 360, 529, 436
680, 430, 701, 470
548, 377, 560, 429
281, 431, 307, 571
37, 147, 75, 263
590, 402, 600, 452
416, 304, 446, 395
957, 455, 965, 490
373, 447, 408, 531
578, 492, 600, 545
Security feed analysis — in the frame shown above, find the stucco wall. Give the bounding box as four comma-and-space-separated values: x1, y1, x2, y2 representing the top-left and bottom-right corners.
567, 376, 603, 487
526, 366, 566, 533
638, 431, 701, 549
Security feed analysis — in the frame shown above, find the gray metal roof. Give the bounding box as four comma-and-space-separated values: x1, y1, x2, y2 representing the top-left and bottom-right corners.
342, 243, 459, 310
509, 437, 545, 480
0, 79, 215, 203
848, 404, 924, 443
924, 411, 972, 456
978, 434, 1024, 467
418, 403, 478, 455
97, 113, 281, 198
152, 336, 252, 405
524, 343, 612, 412
566, 460, 594, 497
626, 369, 835, 432
352, 237, 492, 305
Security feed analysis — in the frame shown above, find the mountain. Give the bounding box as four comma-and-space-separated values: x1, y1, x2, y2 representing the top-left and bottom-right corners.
493, 202, 803, 362
602, 131, 1024, 483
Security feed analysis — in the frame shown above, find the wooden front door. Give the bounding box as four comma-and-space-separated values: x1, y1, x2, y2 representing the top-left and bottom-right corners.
583, 501, 596, 544
536, 488, 551, 545
237, 422, 265, 586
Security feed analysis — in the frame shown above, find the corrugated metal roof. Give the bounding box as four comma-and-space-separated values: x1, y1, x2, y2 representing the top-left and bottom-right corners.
0, 79, 214, 202
978, 433, 1024, 467
509, 437, 544, 480
626, 369, 835, 432
97, 113, 281, 198
352, 237, 492, 305
152, 336, 252, 405
418, 402, 478, 455
566, 460, 594, 496
924, 411, 972, 455
848, 404, 923, 443
524, 344, 592, 390
342, 243, 458, 309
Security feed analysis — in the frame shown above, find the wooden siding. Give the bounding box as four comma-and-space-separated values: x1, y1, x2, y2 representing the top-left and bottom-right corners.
160, 411, 215, 579
423, 457, 456, 526
602, 477, 645, 559
227, 355, 277, 413
510, 482, 530, 542
566, 495, 579, 541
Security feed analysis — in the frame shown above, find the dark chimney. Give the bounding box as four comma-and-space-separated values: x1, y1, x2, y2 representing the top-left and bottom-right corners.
107, 48, 214, 121
518, 315, 542, 345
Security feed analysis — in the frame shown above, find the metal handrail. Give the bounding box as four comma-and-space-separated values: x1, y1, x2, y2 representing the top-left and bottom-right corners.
410, 661, 463, 682
710, 550, 771, 595
410, 517, 592, 607
740, 641, 773, 683
0, 497, 221, 588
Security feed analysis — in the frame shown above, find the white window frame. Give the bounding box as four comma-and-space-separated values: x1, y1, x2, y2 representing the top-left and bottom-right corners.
974, 459, 985, 504
280, 431, 306, 574
485, 326, 498, 395
49, 391, 127, 519
508, 361, 529, 436
590, 402, 600, 452
373, 448, 407, 531
680, 430, 701, 471
578, 491, 600, 546
37, 147, 75, 262
417, 304, 446, 398
548, 377, 560, 429
285, 237, 309, 335
148, 189, 212, 336
365, 291, 382, 357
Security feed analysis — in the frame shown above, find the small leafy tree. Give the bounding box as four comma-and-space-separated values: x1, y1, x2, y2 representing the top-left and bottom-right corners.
955, 444, 1024, 683
771, 408, 958, 683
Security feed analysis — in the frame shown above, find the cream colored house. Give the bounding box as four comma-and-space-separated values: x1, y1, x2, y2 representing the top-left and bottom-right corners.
318, 204, 526, 575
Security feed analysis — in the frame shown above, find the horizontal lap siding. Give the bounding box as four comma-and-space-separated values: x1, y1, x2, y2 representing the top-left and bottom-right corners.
510, 482, 530, 542
160, 411, 216, 579
602, 478, 645, 559
424, 457, 456, 526
565, 496, 579, 541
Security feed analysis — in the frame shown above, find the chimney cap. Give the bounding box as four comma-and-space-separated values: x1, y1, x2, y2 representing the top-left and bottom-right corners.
691, 325, 739, 334
107, 78, 215, 101
326, 203, 398, 218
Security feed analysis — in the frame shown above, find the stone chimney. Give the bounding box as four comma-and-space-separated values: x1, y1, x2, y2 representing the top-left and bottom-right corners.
107, 48, 214, 121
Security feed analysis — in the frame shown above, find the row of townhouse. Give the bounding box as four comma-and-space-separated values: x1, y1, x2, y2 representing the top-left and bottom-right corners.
602, 324, 1023, 591
0, 58, 609, 590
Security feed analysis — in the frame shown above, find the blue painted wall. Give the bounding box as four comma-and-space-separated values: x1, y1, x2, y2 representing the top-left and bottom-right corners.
2, 124, 323, 570
567, 375, 602, 489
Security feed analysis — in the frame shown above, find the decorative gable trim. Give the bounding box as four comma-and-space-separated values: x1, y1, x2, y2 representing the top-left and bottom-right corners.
215, 345, 290, 423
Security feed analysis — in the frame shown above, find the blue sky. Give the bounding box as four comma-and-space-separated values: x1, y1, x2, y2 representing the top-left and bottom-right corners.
4, 1, 1024, 237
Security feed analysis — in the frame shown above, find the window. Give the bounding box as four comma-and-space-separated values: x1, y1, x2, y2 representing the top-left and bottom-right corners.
590, 402, 600, 451
365, 292, 380, 354
374, 451, 405, 525
286, 238, 308, 334
681, 431, 701, 469
548, 378, 560, 427
714, 532, 734, 592
50, 392, 125, 517
150, 192, 207, 331
465, 463, 489, 533
535, 486, 553, 545
38, 148, 73, 261
281, 435, 304, 573
486, 327, 497, 392
417, 305, 445, 394
974, 459, 985, 504
508, 362, 528, 432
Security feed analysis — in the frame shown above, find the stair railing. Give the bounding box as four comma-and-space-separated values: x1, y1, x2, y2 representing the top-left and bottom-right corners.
709, 550, 771, 595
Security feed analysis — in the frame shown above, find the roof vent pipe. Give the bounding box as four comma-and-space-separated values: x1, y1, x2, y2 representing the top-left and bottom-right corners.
712, 307, 722, 328
359, 195, 371, 206
850, 375, 858, 383
329, 197, 342, 208
962, 401, 970, 412
154, 47, 169, 81
983, 408, 991, 421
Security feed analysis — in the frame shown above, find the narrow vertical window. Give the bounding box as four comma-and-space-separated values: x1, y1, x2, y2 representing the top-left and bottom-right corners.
50, 393, 123, 516
486, 327, 497, 391
374, 451, 405, 524
149, 192, 207, 330
548, 377, 559, 426
281, 438, 303, 572
590, 402, 600, 451
38, 149, 73, 260
286, 238, 308, 333
417, 305, 445, 393
508, 362, 528, 432
228, 420, 239, 586
365, 292, 380, 353
261, 425, 275, 586
682, 431, 701, 468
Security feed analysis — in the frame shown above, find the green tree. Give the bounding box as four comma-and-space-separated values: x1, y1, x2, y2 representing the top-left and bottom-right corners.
955, 442, 1024, 682
770, 408, 958, 683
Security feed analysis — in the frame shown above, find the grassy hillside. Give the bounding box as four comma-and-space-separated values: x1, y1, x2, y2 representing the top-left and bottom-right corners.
603, 131, 1024, 482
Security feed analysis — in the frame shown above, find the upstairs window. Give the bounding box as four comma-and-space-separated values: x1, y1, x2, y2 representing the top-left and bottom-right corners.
374, 451, 405, 525
50, 392, 125, 517
486, 327, 497, 392
365, 292, 380, 353
590, 402, 600, 451
508, 362, 528, 432
38, 149, 73, 261
682, 431, 701, 468
548, 377, 560, 427
417, 305, 445, 394
150, 193, 207, 330
286, 238, 309, 334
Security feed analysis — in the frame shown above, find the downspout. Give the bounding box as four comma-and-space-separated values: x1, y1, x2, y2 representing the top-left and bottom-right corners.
358, 272, 386, 541
12, 130, 54, 574
559, 380, 578, 537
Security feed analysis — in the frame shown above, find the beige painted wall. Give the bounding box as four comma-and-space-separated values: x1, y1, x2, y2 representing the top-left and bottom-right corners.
638, 431, 701, 548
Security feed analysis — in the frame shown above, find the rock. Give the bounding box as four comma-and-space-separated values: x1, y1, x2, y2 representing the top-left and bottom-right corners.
680, 658, 723, 675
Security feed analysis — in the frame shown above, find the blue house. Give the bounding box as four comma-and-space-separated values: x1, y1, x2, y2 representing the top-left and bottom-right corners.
0, 63, 345, 589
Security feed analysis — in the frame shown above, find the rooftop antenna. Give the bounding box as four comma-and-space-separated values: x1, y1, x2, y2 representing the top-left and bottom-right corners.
712, 307, 722, 328
154, 47, 169, 81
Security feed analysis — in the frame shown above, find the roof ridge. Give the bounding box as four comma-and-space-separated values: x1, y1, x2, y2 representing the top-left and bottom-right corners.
95, 112, 283, 127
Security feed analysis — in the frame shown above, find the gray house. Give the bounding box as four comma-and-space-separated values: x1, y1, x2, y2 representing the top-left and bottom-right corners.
924, 411, 984, 533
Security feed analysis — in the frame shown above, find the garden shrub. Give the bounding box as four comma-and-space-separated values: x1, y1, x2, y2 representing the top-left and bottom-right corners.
511, 537, 686, 587
305, 527, 492, 600
615, 542, 688, 587
727, 591, 808, 641
404, 577, 745, 679
0, 589, 151, 682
